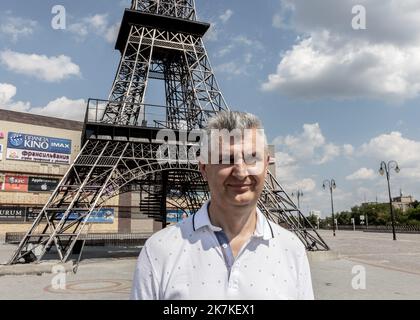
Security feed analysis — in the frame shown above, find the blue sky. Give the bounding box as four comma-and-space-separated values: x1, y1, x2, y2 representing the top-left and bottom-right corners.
1, 0, 420, 217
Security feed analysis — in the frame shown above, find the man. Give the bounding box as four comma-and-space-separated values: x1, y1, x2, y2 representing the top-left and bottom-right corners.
131, 111, 314, 299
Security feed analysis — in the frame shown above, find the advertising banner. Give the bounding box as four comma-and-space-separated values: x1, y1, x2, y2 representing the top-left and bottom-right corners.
166, 209, 190, 223
6, 132, 72, 164
0, 206, 26, 221
26, 207, 40, 221
55, 208, 114, 223
28, 177, 59, 192
4, 175, 28, 192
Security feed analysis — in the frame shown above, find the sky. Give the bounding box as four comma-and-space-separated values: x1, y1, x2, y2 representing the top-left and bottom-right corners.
1, 0, 420, 217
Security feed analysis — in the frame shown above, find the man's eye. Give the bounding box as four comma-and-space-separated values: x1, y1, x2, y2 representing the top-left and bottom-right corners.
244, 153, 263, 165
218, 156, 235, 164
245, 159, 257, 165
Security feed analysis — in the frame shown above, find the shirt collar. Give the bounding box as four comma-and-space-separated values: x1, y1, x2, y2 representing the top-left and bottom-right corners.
192, 200, 274, 240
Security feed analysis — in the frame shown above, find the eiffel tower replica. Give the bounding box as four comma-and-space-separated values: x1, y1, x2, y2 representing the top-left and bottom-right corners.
9, 0, 328, 264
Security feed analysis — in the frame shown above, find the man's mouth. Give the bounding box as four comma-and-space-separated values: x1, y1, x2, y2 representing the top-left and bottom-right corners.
227, 183, 253, 188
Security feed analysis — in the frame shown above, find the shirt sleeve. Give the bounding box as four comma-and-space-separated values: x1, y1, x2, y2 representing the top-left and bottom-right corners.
297, 248, 315, 300
130, 245, 160, 300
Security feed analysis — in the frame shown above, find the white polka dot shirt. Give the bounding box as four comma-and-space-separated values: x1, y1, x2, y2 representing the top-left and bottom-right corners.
131, 200, 314, 300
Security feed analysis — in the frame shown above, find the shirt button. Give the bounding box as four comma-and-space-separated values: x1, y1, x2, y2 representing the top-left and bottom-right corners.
222, 243, 228, 249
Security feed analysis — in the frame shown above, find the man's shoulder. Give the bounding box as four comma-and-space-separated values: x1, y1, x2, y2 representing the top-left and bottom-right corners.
268, 220, 306, 252
144, 215, 194, 250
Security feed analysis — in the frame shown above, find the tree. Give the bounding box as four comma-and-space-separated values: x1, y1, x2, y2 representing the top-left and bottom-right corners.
411, 200, 420, 209
318, 202, 420, 228
306, 214, 319, 227
336, 211, 351, 225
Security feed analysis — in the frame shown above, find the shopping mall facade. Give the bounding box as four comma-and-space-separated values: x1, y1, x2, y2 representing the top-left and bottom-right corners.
0, 109, 277, 238
0, 109, 157, 237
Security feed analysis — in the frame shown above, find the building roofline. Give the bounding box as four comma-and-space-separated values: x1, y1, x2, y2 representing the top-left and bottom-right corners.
0, 109, 84, 131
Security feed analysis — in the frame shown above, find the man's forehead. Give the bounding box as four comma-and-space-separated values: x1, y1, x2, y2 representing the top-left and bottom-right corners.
215, 136, 265, 153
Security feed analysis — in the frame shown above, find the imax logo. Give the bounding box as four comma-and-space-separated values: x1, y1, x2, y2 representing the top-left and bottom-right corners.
51, 142, 70, 149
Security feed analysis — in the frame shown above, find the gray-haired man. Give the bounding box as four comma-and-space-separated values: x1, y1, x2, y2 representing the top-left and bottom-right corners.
131, 111, 314, 300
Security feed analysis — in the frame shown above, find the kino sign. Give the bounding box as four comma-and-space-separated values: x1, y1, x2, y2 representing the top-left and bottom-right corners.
6, 132, 72, 164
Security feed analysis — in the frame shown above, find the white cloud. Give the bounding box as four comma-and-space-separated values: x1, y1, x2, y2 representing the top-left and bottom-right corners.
68, 23, 88, 38
0, 16, 37, 42
274, 151, 316, 197
0, 82, 85, 121
263, 0, 420, 102
234, 35, 252, 46
273, 124, 420, 213
215, 36, 263, 59
274, 151, 298, 183
213, 34, 265, 75
274, 123, 331, 161
105, 23, 121, 44
359, 131, 420, 166
219, 9, 233, 23
316, 143, 340, 164
214, 61, 247, 77
89, 14, 108, 32
355, 131, 420, 196
279, 0, 420, 46
67, 13, 119, 44
295, 178, 316, 193
262, 34, 420, 101
0, 83, 16, 104
204, 21, 218, 42
0, 50, 81, 82
272, 14, 284, 29
216, 45, 233, 57
346, 168, 376, 181
272, 122, 355, 209
343, 144, 354, 157
244, 53, 253, 64
31, 97, 86, 121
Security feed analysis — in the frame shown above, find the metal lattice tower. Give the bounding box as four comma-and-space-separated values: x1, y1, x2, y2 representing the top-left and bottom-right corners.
9, 0, 328, 264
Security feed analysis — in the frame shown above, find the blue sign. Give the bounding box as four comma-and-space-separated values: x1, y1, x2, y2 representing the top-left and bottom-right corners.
166, 209, 190, 223
55, 208, 114, 223
7, 132, 71, 154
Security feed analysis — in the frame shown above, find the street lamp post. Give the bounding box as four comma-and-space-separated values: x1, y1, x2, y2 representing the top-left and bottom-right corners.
323, 179, 337, 237
379, 160, 400, 241
292, 190, 304, 226
292, 190, 304, 208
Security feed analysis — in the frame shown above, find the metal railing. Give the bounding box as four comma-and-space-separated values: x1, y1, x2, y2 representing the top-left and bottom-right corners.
5, 232, 153, 246
85, 98, 218, 129
321, 224, 420, 233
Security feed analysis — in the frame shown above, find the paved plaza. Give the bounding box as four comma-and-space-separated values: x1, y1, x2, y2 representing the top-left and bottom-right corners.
1, 230, 420, 299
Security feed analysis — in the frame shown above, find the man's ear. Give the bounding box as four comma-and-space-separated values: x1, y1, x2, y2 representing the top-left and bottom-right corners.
199, 161, 207, 180
266, 154, 270, 166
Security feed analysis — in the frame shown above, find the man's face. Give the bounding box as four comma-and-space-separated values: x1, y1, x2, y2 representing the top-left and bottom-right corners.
199, 129, 269, 208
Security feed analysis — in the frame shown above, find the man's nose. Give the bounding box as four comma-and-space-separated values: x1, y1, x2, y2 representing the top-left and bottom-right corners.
231, 160, 248, 179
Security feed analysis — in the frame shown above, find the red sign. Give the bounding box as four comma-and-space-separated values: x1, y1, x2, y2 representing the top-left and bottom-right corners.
4, 175, 28, 192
